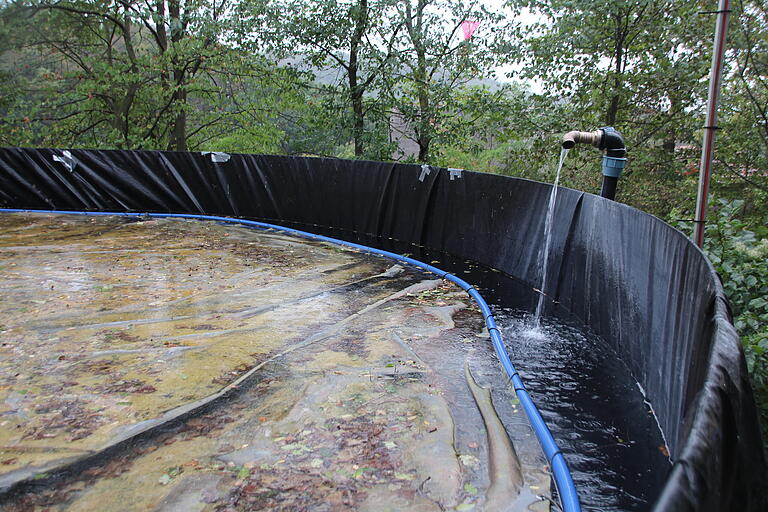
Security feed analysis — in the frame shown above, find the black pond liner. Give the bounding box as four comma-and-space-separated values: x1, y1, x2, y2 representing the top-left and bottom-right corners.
0, 147, 765, 511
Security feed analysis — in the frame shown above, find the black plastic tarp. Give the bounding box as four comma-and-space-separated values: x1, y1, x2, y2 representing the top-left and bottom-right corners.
0, 146, 765, 511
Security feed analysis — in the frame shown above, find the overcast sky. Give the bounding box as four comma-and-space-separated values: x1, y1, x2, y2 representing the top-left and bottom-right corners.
478, 0, 542, 91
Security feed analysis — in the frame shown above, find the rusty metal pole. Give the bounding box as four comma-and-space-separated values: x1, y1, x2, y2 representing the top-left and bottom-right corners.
693, 0, 731, 247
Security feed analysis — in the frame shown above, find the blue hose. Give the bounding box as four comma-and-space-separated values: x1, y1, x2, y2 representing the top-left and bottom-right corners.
0, 208, 581, 512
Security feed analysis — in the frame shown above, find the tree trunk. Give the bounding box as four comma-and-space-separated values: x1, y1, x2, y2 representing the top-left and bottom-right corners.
166, 0, 187, 151
170, 86, 188, 151
662, 96, 677, 160
606, 94, 620, 126
417, 137, 430, 162
405, 0, 431, 163
351, 90, 365, 157
348, 0, 368, 157
606, 12, 625, 126
416, 72, 431, 162
115, 14, 139, 148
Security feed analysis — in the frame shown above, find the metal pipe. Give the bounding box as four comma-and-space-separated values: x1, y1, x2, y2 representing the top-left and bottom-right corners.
562, 130, 601, 149
694, 0, 730, 247
561, 127, 627, 200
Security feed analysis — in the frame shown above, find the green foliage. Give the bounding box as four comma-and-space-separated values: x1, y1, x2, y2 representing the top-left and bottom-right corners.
0, 0, 308, 151
501, 0, 712, 217
384, 0, 515, 162
713, 0, 768, 228
509, 0, 710, 124
678, 199, 768, 434
243, 0, 403, 158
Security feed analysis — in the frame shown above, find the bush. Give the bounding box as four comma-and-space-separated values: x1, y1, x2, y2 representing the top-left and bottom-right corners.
684, 199, 768, 437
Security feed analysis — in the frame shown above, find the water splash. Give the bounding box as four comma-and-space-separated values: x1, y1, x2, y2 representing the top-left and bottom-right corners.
520, 324, 549, 342
496, 308, 670, 510
533, 147, 569, 328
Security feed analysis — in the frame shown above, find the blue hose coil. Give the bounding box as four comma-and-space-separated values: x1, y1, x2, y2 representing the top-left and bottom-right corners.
0, 207, 581, 512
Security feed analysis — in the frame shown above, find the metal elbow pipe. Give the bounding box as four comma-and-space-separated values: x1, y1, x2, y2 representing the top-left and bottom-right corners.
562, 130, 602, 149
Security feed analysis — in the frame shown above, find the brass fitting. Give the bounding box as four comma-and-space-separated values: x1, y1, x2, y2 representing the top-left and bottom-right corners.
562, 130, 602, 149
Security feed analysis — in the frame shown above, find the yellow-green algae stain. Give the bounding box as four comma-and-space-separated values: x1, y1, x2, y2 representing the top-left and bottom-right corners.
0, 214, 402, 472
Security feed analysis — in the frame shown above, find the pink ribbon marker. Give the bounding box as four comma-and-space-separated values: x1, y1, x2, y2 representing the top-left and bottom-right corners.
461, 20, 480, 40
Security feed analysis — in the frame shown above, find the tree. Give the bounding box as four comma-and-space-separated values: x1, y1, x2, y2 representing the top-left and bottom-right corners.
247, 0, 404, 158
714, 0, 768, 226
505, 0, 714, 215
384, 0, 514, 162
511, 0, 708, 124
0, 0, 300, 151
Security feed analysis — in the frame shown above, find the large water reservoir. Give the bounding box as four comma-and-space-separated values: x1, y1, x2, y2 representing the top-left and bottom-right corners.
0, 148, 764, 511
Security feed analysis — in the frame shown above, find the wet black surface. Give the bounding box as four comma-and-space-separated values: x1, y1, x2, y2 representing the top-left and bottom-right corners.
499, 313, 671, 511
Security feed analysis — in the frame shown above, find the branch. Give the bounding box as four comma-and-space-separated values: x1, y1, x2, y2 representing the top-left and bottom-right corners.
36, 2, 125, 31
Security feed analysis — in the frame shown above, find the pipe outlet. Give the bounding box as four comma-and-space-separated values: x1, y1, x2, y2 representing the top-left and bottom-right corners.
562, 130, 602, 149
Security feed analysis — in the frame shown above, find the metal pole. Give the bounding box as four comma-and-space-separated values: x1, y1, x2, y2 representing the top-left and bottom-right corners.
693, 0, 731, 247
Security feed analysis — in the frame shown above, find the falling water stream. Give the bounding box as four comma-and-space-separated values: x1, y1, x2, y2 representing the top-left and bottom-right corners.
533, 147, 569, 327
